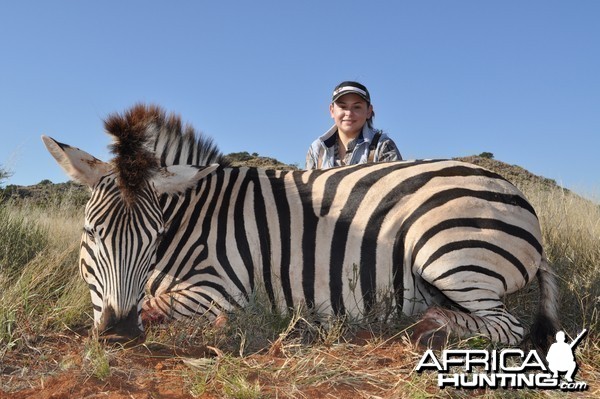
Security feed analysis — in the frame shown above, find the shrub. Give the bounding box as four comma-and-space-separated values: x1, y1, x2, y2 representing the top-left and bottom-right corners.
0, 166, 10, 186
478, 151, 494, 159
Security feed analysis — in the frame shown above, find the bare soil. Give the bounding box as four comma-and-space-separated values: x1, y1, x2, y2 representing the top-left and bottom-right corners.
2, 326, 598, 398
0, 328, 198, 399
0, 327, 417, 398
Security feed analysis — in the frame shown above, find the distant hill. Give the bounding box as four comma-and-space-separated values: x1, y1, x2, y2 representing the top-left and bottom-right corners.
0, 152, 298, 206
1, 180, 90, 208
453, 155, 562, 192
224, 152, 298, 170
1, 154, 565, 206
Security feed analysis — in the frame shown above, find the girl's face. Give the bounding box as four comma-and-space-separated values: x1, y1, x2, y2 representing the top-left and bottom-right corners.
330, 93, 373, 137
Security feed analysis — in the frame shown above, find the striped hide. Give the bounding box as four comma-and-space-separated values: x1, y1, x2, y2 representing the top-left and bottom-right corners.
42, 104, 559, 349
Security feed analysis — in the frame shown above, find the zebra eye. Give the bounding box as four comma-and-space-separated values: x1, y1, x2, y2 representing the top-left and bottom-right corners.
83, 227, 95, 240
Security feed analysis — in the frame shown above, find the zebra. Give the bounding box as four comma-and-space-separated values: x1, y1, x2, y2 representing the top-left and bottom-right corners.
42, 103, 559, 349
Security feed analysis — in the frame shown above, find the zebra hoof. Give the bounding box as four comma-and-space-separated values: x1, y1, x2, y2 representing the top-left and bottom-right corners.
412, 317, 449, 349
141, 305, 167, 327
214, 314, 228, 328
418, 329, 449, 349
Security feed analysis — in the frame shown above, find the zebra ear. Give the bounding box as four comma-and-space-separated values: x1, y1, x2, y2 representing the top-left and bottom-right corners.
42, 135, 112, 188
152, 164, 219, 195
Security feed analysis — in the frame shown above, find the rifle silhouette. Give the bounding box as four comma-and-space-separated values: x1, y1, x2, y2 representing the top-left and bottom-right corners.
569, 329, 587, 349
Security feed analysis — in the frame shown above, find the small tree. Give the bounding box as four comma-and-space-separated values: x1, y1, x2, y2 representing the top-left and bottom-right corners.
0, 165, 11, 187
478, 152, 494, 159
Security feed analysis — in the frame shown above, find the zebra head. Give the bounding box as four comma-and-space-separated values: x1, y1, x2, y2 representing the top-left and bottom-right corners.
42, 135, 216, 344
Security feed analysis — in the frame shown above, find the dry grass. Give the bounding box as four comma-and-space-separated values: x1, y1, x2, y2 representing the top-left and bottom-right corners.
0, 202, 88, 356
1, 176, 599, 397
520, 183, 600, 333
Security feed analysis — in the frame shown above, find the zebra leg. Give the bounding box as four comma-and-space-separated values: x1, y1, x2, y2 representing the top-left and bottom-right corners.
142, 290, 229, 327
412, 304, 525, 348
411, 307, 450, 348
412, 254, 531, 346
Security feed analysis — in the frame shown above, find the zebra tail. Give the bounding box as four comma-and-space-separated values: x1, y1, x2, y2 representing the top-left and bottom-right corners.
530, 257, 561, 352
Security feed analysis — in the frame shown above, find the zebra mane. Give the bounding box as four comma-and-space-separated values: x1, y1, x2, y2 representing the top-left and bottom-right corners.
104, 103, 227, 203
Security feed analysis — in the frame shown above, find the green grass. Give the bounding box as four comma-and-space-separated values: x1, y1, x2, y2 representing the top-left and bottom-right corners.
84, 338, 112, 380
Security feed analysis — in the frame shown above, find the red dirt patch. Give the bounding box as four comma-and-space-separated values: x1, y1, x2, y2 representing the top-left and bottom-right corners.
0, 327, 419, 398
0, 330, 198, 399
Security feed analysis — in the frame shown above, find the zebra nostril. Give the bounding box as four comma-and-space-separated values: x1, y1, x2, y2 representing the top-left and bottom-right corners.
99, 332, 144, 347
97, 305, 143, 345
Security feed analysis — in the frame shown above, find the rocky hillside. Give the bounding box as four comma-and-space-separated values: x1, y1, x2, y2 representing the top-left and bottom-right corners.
1, 180, 90, 208
224, 151, 298, 170
1, 154, 564, 207
0, 152, 297, 206
454, 155, 561, 192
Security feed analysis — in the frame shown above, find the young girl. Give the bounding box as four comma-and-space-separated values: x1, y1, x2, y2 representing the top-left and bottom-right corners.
306, 81, 402, 170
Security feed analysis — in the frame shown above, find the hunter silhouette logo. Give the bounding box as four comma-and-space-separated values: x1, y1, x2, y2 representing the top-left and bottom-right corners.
415, 328, 589, 391
546, 329, 587, 383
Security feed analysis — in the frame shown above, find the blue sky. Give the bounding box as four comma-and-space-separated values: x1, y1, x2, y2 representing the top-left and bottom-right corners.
1, 1, 599, 197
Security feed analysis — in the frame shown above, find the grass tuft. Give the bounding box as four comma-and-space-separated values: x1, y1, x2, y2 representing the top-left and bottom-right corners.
83, 338, 112, 380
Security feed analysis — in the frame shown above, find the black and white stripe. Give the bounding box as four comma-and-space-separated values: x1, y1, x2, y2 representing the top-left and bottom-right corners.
80, 177, 164, 325
44, 104, 559, 347
145, 157, 556, 345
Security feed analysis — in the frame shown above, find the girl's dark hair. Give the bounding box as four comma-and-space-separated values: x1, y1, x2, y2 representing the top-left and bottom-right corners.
367, 109, 375, 129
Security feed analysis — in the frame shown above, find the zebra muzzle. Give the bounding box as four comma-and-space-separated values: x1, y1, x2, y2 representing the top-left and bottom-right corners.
97, 305, 143, 345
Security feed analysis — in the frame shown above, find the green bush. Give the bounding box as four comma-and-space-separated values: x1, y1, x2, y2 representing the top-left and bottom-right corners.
0, 166, 10, 186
